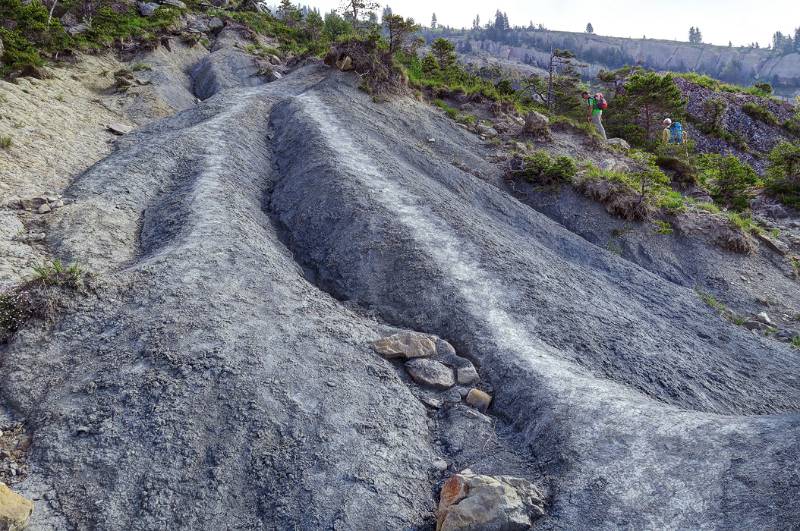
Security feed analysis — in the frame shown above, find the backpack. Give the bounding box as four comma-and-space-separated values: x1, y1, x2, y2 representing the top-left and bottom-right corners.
594, 93, 608, 110
669, 121, 683, 143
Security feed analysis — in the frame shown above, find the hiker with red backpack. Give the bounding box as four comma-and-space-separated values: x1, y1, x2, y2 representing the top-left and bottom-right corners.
583, 91, 608, 141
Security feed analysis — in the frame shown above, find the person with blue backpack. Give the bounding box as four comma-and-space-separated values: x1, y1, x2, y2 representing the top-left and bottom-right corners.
662, 118, 686, 145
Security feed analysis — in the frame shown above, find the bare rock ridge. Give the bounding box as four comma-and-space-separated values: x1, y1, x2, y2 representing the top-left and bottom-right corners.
0, 39, 798, 530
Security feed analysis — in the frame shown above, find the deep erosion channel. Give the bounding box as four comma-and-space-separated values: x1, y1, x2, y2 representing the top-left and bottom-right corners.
268, 82, 800, 529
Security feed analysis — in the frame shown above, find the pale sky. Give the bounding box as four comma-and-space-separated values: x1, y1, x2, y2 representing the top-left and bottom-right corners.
307, 0, 800, 48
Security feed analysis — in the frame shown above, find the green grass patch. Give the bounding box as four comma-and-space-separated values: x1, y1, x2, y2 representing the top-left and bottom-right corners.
742, 102, 779, 126
0, 135, 12, 149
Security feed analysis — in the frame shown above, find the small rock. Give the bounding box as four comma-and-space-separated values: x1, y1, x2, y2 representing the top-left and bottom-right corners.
37, 203, 51, 214
0, 482, 34, 531
52, 199, 64, 208
336, 56, 353, 71
370, 332, 436, 360
755, 312, 773, 326
428, 138, 436, 143
456, 365, 479, 385
15, 197, 48, 211
208, 17, 224, 31
432, 459, 448, 472
435, 338, 456, 358
14, 232, 46, 242
268, 54, 281, 65
465, 388, 491, 412
443, 388, 463, 404
420, 396, 443, 409
744, 320, 766, 331
107, 123, 134, 135
66, 23, 89, 36
476, 124, 498, 138
160, 0, 186, 8
138, 2, 160, 16
436, 472, 545, 531
405, 359, 455, 390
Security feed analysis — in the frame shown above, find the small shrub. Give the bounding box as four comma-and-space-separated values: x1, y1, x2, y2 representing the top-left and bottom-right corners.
697, 289, 726, 313
742, 102, 779, 126
32, 260, 82, 288
1, 260, 84, 344
792, 336, 800, 349
653, 220, 673, 235
0, 135, 11, 149
765, 141, 800, 207
726, 211, 762, 235
657, 190, 686, 214
696, 154, 761, 211
513, 151, 576, 185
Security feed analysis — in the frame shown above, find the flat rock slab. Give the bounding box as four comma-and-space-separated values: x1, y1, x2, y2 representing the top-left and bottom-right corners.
370, 332, 436, 360
405, 359, 455, 390
106, 123, 134, 135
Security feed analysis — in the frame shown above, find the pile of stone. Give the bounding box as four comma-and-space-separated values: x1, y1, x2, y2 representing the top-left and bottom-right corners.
5, 192, 65, 215
370, 332, 492, 412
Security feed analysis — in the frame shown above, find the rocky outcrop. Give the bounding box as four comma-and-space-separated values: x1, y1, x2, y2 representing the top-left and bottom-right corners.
436, 471, 545, 531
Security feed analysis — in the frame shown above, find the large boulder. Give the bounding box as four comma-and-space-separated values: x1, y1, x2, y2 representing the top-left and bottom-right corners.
436, 471, 545, 531
370, 332, 436, 360
523, 111, 550, 139
0, 483, 33, 531
405, 359, 455, 390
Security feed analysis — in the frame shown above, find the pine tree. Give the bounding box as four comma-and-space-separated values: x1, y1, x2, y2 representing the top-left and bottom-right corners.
795, 27, 800, 52
431, 37, 456, 70
381, 5, 392, 23
503, 12, 510, 31
305, 9, 324, 39
384, 15, 419, 54
586, 23, 594, 34
431, 13, 437, 29
278, 0, 300, 26
607, 72, 686, 145
339, 0, 379, 25
494, 10, 504, 31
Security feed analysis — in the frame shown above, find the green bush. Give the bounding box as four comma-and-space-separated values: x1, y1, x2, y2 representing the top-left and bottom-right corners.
742, 102, 779, 126
513, 151, 576, 185
696, 154, 761, 211
0, 135, 11, 149
765, 141, 800, 207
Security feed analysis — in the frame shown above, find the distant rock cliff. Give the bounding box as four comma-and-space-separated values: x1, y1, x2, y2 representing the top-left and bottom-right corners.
445, 30, 800, 97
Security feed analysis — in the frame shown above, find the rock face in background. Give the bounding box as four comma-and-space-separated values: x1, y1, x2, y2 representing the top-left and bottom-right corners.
447, 30, 800, 97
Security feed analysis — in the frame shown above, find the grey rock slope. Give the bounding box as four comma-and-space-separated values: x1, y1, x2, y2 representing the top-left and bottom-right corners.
269, 76, 800, 527
2, 60, 799, 530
